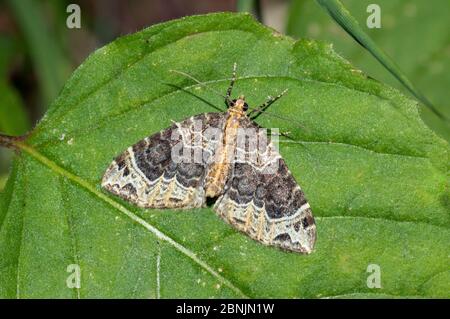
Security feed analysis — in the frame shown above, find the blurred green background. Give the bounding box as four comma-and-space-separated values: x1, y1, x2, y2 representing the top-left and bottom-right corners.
0, 0, 449, 190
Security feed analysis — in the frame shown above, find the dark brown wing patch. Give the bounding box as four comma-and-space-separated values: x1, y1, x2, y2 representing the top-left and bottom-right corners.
102, 109, 316, 253
101, 112, 226, 208
213, 118, 316, 253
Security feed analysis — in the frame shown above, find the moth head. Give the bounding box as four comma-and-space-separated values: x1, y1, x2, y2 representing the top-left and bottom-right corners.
230, 95, 249, 112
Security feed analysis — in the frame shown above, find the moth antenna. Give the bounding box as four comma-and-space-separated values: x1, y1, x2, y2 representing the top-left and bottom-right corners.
248, 88, 289, 118
170, 69, 231, 103
170, 69, 309, 133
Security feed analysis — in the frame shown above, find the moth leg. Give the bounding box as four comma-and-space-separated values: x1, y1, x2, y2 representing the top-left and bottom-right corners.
248, 88, 288, 119
225, 62, 237, 107
272, 130, 292, 139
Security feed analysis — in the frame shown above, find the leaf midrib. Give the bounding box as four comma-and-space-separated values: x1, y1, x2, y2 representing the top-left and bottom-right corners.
2, 139, 445, 298
14, 141, 248, 298
11, 139, 448, 297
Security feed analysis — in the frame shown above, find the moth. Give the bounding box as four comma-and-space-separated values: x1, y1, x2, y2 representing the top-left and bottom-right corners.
102, 64, 316, 253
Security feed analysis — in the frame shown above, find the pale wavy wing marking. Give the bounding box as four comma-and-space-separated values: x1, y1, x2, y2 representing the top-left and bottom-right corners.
102, 112, 226, 208
213, 118, 316, 253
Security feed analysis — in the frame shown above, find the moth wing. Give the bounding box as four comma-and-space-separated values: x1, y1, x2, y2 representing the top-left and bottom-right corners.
102, 112, 226, 208
213, 120, 316, 253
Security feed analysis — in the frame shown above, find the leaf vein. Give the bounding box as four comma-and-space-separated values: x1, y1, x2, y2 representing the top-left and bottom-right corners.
280, 139, 428, 160
59, 177, 82, 299
16, 142, 248, 298
34, 76, 428, 160
16, 158, 28, 299
316, 215, 449, 230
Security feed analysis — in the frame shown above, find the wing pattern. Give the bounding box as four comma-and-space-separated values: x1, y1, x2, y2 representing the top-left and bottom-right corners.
213, 118, 316, 253
102, 113, 316, 253
101, 112, 226, 208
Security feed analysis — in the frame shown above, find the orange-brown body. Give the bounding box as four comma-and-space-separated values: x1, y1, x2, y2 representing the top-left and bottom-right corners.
204, 98, 246, 197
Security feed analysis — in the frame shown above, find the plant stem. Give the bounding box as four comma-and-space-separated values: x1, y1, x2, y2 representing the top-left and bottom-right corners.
237, 0, 262, 22
316, 0, 449, 123
0, 133, 26, 150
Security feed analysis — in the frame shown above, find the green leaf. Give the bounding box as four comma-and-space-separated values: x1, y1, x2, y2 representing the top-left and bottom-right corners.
237, 0, 262, 22
0, 81, 30, 190
6, 0, 71, 108
314, 0, 445, 121
286, 0, 450, 141
0, 35, 19, 77
0, 82, 30, 136
0, 12, 449, 298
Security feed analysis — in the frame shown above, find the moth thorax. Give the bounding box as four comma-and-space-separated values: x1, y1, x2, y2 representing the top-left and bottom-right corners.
230, 96, 247, 114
